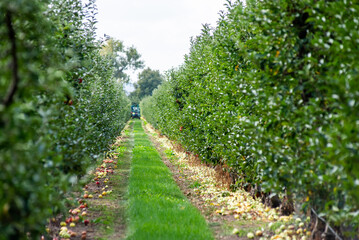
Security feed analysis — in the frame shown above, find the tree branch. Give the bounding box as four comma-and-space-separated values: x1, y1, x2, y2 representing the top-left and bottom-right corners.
311, 208, 343, 240
3, 10, 19, 107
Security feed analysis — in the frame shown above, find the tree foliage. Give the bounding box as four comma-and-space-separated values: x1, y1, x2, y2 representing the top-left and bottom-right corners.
0, 0, 131, 238
130, 68, 164, 104
141, 0, 359, 234
100, 37, 144, 83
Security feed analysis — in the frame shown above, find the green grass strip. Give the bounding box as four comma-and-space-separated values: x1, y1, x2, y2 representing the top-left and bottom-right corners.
126, 119, 213, 240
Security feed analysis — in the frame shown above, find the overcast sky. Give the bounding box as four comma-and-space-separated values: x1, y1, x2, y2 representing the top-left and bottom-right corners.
95, 0, 228, 84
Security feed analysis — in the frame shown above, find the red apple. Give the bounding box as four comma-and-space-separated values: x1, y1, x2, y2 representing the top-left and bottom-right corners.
73, 216, 80, 222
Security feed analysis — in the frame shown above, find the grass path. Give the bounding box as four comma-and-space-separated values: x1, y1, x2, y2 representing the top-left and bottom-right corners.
125, 119, 214, 240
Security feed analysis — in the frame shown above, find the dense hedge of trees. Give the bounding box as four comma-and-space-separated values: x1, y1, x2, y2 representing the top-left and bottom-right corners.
0, 0, 130, 238
141, 0, 359, 235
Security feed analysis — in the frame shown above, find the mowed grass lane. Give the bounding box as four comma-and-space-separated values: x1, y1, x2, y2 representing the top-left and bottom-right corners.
126, 119, 213, 240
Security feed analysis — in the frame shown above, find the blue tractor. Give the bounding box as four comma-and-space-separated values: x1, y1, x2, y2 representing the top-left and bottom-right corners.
131, 105, 141, 119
